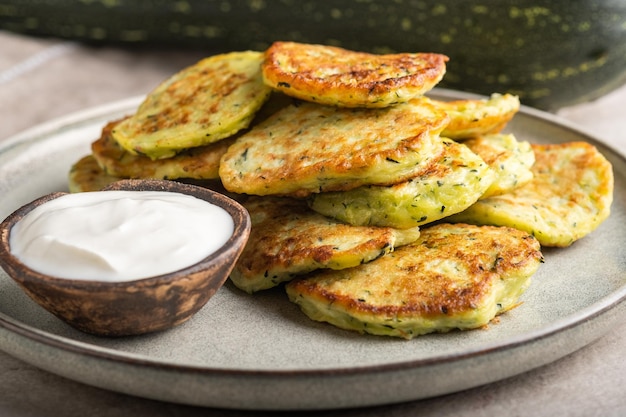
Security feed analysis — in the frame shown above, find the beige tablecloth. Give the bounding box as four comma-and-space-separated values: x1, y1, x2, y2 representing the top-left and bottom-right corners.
1, 30, 625, 416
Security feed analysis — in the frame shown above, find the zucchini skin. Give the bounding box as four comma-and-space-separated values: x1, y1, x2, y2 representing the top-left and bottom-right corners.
1, 0, 625, 110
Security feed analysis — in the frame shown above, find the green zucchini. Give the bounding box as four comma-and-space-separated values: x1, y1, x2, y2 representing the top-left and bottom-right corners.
1, 0, 625, 110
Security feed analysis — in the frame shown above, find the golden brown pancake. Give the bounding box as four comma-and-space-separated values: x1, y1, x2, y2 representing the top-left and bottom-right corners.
68, 155, 123, 193
449, 142, 613, 246
286, 223, 543, 339
112, 51, 272, 159
431, 93, 520, 140
219, 98, 449, 197
307, 139, 495, 228
262, 41, 448, 108
230, 196, 421, 293
92, 119, 234, 180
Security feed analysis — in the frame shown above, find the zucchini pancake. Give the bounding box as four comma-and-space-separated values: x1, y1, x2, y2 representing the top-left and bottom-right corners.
433, 93, 521, 140
68, 155, 121, 193
219, 97, 450, 197
262, 41, 448, 108
230, 197, 421, 293
448, 142, 613, 247
66, 41, 614, 340
286, 223, 543, 339
92, 118, 234, 181
307, 138, 495, 229
463, 133, 535, 198
111, 51, 272, 160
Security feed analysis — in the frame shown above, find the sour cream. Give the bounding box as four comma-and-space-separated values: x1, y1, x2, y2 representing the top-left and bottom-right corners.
9, 190, 234, 282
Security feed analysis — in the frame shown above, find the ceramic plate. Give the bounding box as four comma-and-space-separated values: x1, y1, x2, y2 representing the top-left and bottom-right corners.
1, 90, 625, 411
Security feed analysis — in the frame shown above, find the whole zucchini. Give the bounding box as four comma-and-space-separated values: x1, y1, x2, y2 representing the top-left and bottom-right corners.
1, 0, 625, 110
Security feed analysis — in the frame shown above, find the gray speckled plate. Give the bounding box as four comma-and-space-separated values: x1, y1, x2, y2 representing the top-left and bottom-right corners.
1, 90, 625, 411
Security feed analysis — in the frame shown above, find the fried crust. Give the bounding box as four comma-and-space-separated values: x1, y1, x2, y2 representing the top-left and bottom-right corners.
262, 41, 448, 108
112, 51, 272, 159
219, 98, 449, 197
449, 142, 614, 246
230, 197, 421, 293
286, 223, 543, 339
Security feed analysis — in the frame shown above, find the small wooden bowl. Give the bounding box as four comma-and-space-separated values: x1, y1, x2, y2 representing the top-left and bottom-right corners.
0, 179, 251, 337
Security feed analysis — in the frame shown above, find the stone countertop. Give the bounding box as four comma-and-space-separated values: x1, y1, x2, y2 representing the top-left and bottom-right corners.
1, 30, 625, 417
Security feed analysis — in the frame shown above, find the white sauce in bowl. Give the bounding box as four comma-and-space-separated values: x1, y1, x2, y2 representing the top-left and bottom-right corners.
9, 190, 234, 282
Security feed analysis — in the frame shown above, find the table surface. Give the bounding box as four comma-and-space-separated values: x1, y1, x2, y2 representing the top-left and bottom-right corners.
1, 30, 625, 417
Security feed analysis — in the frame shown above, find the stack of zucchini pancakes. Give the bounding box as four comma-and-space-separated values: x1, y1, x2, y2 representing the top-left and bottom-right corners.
70, 41, 613, 339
